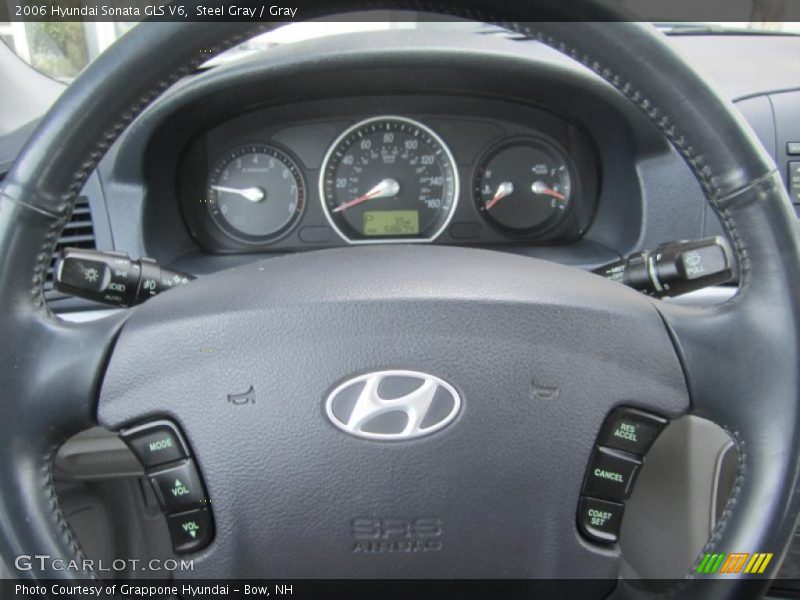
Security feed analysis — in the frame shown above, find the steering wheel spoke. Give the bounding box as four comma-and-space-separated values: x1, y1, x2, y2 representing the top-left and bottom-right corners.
656, 172, 800, 427
31, 313, 126, 432
94, 245, 690, 579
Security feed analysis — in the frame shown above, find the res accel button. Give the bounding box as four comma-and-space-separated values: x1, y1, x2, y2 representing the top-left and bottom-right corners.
583, 447, 641, 501
597, 408, 667, 456
578, 496, 624, 543
120, 420, 188, 469
149, 460, 208, 514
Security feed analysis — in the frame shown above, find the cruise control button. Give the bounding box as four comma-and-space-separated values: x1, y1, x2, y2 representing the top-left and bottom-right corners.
578, 496, 624, 543
149, 460, 208, 514
583, 447, 641, 501
598, 408, 667, 456
167, 508, 213, 553
121, 420, 188, 469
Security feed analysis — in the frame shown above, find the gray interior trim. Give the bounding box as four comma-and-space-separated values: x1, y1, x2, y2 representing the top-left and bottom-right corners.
663, 285, 737, 306
620, 416, 733, 579
58, 309, 121, 323
711, 439, 737, 527
0, 556, 11, 580
56, 427, 142, 481
670, 35, 800, 101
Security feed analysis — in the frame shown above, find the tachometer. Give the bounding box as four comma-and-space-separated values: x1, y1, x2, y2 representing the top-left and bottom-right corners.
320, 116, 459, 243
207, 144, 305, 244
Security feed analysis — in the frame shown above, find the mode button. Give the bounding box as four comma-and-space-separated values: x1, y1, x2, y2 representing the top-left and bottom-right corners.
121, 420, 188, 469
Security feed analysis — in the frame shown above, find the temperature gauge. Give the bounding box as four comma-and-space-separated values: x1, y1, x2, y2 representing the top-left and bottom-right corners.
475, 139, 573, 235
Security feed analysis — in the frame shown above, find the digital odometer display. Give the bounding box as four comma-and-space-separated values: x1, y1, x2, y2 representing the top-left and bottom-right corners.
320, 116, 459, 243
363, 210, 420, 236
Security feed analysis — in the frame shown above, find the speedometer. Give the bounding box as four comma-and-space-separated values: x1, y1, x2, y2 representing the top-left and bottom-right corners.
319, 116, 459, 243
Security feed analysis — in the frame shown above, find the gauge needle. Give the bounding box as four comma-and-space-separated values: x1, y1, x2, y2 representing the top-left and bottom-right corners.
332, 178, 400, 213
485, 181, 514, 210
211, 185, 266, 203
531, 180, 566, 201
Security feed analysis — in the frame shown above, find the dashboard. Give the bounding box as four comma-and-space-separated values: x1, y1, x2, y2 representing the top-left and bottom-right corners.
179, 99, 598, 252
118, 30, 670, 278
4, 27, 799, 294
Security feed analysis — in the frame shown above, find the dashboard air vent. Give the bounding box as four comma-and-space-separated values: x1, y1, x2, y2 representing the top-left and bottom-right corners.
45, 196, 96, 297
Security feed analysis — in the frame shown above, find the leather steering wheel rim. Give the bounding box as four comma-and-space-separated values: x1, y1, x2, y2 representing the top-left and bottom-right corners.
1, 2, 800, 596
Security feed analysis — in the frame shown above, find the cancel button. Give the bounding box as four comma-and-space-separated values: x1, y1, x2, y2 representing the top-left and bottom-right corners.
583, 447, 641, 501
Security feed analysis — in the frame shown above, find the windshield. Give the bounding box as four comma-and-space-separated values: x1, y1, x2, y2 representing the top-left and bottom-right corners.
655, 21, 800, 33
1, 20, 799, 83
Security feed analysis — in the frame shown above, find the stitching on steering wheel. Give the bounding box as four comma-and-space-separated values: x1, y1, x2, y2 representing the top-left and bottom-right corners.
29, 18, 752, 315
502, 26, 752, 580
44, 444, 100, 580
691, 431, 747, 577
32, 212, 70, 316
30, 27, 263, 318
33, 25, 263, 575
509, 25, 751, 300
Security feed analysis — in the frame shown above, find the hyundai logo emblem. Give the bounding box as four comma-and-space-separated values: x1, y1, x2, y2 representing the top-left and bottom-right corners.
324, 370, 461, 440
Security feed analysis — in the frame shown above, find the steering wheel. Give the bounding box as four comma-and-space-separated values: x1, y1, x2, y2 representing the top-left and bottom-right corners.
2, 2, 800, 596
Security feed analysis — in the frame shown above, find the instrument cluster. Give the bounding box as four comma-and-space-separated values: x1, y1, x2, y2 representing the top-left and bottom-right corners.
181, 105, 599, 253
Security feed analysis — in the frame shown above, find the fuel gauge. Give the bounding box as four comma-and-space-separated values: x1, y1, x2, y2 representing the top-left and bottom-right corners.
475, 139, 573, 235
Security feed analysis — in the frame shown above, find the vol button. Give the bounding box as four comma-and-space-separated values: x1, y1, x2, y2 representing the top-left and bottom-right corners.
167, 509, 213, 553
149, 460, 208, 514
